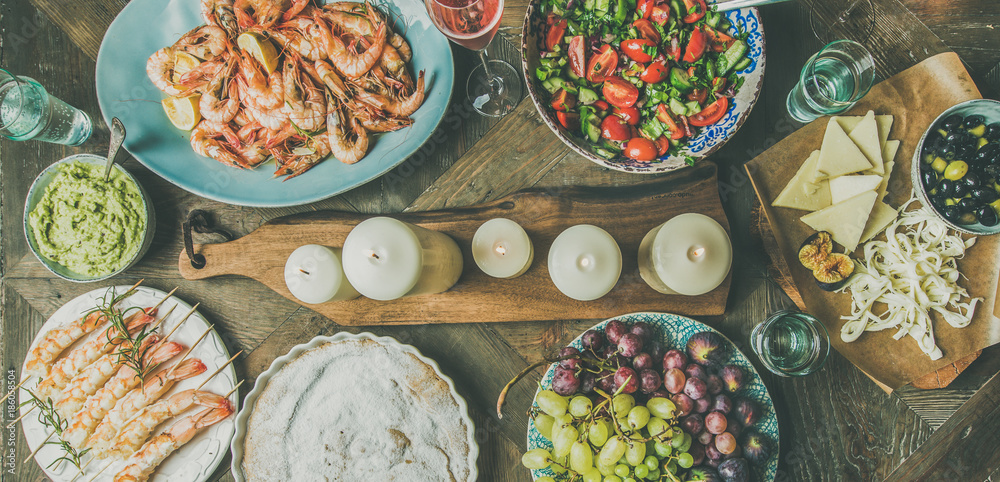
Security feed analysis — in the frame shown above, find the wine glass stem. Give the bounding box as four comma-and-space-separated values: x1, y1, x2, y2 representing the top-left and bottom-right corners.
477, 49, 499, 92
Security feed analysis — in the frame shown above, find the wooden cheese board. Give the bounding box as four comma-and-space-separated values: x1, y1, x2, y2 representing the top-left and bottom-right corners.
179, 163, 732, 325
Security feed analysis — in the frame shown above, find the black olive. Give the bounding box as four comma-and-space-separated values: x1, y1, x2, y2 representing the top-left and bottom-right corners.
978, 206, 1000, 226
942, 114, 963, 131
931, 135, 947, 153
959, 197, 981, 211
939, 143, 957, 159
931, 195, 947, 210
986, 123, 1000, 142
938, 179, 955, 197
956, 143, 975, 161
958, 211, 979, 225
942, 204, 963, 222
972, 187, 1000, 203
952, 181, 970, 198
921, 169, 938, 188
975, 144, 999, 166
965, 171, 982, 189
964, 115, 986, 129
945, 131, 965, 144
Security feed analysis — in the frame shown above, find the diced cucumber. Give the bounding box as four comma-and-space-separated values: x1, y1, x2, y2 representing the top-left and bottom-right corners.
536, 68, 552, 82
669, 97, 688, 116
669, 67, 694, 93
584, 0, 596, 10
670, 0, 683, 19
584, 117, 601, 142
544, 76, 568, 93
578, 87, 599, 105
640, 118, 664, 140
732, 56, 751, 72
685, 101, 702, 115
595, 0, 611, 15
705, 60, 716, 80
706, 11, 721, 28
595, 148, 617, 159
716, 40, 747, 76
613, 0, 628, 23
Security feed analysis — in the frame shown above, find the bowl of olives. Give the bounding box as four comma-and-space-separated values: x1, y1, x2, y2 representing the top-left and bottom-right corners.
913, 99, 1000, 235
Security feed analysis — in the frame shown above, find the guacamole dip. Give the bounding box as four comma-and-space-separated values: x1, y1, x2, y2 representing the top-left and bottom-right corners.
28, 161, 147, 277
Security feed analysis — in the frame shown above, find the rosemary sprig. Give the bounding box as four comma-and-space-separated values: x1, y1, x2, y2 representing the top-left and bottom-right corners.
18, 388, 89, 472
86, 286, 158, 384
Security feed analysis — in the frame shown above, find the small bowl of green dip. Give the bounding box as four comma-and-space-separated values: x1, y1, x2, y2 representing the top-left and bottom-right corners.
24, 154, 155, 282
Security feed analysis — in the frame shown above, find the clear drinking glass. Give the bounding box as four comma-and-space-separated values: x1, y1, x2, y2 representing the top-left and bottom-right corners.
750, 309, 830, 377
785, 40, 875, 124
425, 0, 522, 117
0, 69, 92, 146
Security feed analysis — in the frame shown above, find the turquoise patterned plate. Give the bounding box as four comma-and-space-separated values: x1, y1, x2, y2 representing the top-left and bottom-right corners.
527, 312, 778, 481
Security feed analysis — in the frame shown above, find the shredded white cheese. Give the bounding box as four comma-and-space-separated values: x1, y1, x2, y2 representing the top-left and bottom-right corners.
837, 197, 981, 360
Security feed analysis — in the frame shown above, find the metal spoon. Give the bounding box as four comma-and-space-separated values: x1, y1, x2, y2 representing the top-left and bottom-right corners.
104, 117, 126, 181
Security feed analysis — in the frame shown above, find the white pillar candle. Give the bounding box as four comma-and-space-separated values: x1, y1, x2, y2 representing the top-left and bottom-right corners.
638, 213, 732, 296
284, 245, 360, 304
341, 217, 464, 301
548, 225, 622, 301
472, 218, 534, 279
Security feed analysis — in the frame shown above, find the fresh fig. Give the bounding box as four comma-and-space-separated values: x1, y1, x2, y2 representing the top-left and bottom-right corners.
798, 231, 833, 271
706, 374, 724, 395
734, 398, 761, 427
813, 252, 855, 291
685, 466, 721, 482
741, 429, 773, 465
720, 365, 745, 393
686, 332, 728, 368
717, 457, 749, 482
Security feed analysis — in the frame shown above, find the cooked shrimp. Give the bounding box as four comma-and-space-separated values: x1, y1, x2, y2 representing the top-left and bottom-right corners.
272, 16, 328, 61
54, 335, 159, 419
175, 58, 228, 94
389, 32, 411, 63
273, 135, 331, 180
282, 56, 326, 131
377, 44, 413, 92
23, 311, 106, 378
313, 59, 354, 105
173, 25, 230, 61
234, 0, 288, 28
236, 52, 284, 109
314, 8, 387, 79
353, 70, 424, 117
326, 99, 369, 165
146, 48, 186, 96
35, 308, 157, 403
85, 358, 206, 457
113, 405, 233, 482
191, 120, 252, 169
107, 389, 230, 460
202, 0, 240, 38
357, 110, 411, 132
200, 62, 241, 123
63, 342, 184, 449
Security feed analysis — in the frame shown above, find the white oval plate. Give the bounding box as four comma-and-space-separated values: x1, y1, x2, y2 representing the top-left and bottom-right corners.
230, 331, 479, 481
19, 286, 238, 482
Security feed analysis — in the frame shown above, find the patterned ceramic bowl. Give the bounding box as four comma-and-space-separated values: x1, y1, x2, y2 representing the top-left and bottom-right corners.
521, 3, 766, 173
526, 312, 779, 481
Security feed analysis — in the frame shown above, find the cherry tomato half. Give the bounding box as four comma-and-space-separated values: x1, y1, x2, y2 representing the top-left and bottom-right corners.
655, 135, 671, 156
621, 38, 657, 63
632, 19, 661, 43
625, 137, 659, 161
602, 77, 639, 108
639, 60, 669, 83
587, 44, 619, 83
656, 104, 686, 140
550, 88, 576, 112
664, 37, 682, 61
682, 0, 708, 23
546, 19, 568, 51
601, 115, 630, 141
686, 88, 707, 104
682, 27, 707, 63
689, 97, 729, 126
557, 111, 579, 130
702, 25, 735, 51
568, 35, 586, 78
650, 4, 671, 26
592, 100, 610, 112
636, 0, 655, 20
612, 105, 641, 125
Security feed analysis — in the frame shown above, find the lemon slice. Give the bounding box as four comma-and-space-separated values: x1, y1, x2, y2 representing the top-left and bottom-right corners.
237, 32, 280, 74
162, 95, 202, 131
172, 51, 202, 83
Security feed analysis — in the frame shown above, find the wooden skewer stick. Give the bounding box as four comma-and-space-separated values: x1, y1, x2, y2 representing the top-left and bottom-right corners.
156, 303, 198, 343
224, 379, 246, 399
6, 405, 36, 429
164, 325, 214, 378
149, 302, 196, 335
197, 351, 243, 391
84, 462, 113, 482
148, 287, 179, 312
22, 431, 55, 464
1, 377, 30, 403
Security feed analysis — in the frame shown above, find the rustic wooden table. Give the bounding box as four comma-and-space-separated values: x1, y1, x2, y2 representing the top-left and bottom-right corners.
2, 0, 1000, 480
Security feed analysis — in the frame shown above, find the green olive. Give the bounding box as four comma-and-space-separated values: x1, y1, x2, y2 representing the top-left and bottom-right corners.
944, 160, 968, 180
931, 157, 948, 173
946, 198, 959, 206
991, 199, 1000, 212
978, 137, 989, 149
968, 124, 986, 137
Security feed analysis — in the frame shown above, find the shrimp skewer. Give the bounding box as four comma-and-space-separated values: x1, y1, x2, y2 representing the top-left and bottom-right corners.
106, 389, 231, 460
112, 405, 233, 482
62, 341, 185, 450
53, 335, 159, 419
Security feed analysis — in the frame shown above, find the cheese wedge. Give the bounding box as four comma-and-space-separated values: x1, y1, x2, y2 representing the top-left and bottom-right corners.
876, 140, 900, 201
849, 111, 884, 175
814, 119, 872, 179
860, 201, 899, 243
830, 175, 882, 204
800, 190, 878, 252
835, 114, 893, 146
772, 150, 832, 211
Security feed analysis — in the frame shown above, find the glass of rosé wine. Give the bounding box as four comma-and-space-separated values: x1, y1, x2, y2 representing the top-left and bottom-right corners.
425, 0, 522, 117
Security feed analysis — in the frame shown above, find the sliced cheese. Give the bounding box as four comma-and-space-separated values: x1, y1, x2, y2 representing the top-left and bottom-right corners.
860, 201, 899, 243
833, 115, 863, 133
814, 119, 872, 180
876, 115, 894, 148
800, 190, 878, 252
876, 140, 900, 202
848, 111, 884, 175
772, 150, 831, 211
830, 175, 882, 204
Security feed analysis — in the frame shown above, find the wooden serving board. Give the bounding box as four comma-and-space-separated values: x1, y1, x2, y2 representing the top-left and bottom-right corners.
179, 163, 732, 325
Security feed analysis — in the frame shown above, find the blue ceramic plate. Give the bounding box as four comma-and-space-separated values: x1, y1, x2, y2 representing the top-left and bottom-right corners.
521, 6, 766, 173
95, 0, 454, 207
527, 312, 779, 481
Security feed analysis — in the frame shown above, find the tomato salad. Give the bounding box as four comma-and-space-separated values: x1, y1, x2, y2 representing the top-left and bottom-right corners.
535, 0, 751, 162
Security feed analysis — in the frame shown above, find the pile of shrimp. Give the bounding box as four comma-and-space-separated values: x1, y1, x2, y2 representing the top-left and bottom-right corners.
146, 0, 424, 180
17, 293, 234, 482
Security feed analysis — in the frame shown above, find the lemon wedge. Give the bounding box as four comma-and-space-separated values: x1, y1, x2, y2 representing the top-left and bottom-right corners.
162, 95, 202, 131
172, 51, 202, 83
237, 32, 280, 74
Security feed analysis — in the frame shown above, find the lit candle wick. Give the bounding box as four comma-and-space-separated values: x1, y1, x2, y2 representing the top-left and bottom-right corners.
495, 245, 507, 256
692, 247, 706, 257
298, 268, 310, 275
